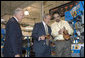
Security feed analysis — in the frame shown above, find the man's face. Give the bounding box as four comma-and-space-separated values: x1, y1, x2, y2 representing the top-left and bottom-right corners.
16, 11, 24, 22
53, 14, 61, 22
44, 15, 51, 24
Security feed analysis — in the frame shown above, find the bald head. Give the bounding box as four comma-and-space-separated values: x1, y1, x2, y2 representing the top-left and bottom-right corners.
13, 8, 24, 22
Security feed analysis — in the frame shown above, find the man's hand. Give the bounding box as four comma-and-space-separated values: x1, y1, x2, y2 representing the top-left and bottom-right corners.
15, 54, 20, 57
58, 29, 64, 34
40, 35, 45, 40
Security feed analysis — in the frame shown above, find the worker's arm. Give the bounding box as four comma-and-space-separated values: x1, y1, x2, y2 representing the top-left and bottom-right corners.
64, 21, 74, 35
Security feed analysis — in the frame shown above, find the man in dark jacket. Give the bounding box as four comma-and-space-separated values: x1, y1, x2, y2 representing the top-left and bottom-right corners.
32, 14, 52, 57
3, 8, 24, 57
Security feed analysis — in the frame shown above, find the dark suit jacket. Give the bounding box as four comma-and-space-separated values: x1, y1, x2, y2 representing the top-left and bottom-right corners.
32, 22, 51, 53
3, 17, 22, 57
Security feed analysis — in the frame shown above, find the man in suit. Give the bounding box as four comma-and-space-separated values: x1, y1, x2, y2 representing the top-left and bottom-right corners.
32, 14, 52, 57
3, 8, 24, 57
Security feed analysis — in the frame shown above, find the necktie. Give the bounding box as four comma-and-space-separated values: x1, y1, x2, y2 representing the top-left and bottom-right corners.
45, 24, 49, 46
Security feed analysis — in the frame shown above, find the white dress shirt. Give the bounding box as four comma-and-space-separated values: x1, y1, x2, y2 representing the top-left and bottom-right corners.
13, 16, 18, 22
42, 21, 48, 34
51, 20, 74, 41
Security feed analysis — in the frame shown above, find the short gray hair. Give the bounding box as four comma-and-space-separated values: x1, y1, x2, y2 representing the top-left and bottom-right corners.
43, 14, 51, 19
13, 8, 23, 15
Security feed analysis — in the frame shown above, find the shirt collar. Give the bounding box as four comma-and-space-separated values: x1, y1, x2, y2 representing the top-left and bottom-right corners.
13, 16, 18, 22
42, 21, 46, 26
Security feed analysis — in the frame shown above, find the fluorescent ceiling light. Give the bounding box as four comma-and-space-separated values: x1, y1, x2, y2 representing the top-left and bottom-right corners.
24, 10, 29, 15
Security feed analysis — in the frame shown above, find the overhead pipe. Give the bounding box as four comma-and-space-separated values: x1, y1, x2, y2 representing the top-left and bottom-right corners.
40, 1, 44, 21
